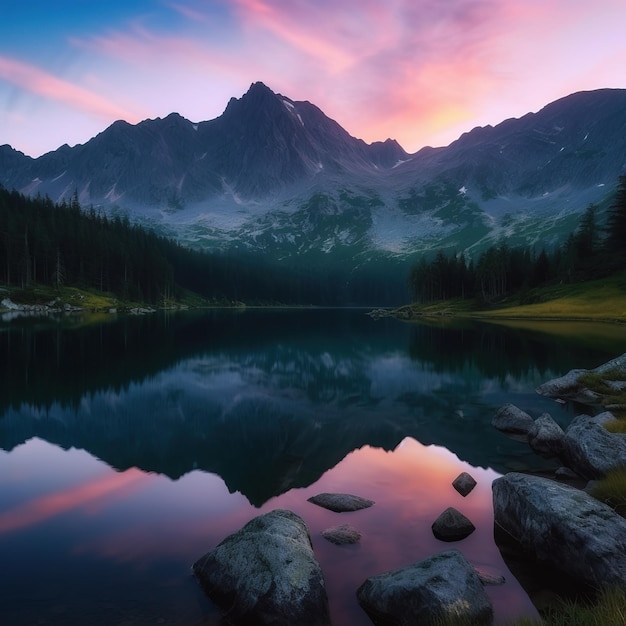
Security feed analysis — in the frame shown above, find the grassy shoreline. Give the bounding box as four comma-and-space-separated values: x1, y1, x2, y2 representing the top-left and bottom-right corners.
389, 272, 626, 324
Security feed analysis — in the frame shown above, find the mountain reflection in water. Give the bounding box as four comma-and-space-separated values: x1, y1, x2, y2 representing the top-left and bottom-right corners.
1, 309, 625, 625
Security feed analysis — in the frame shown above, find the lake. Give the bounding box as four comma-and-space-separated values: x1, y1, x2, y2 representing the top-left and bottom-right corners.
1, 308, 625, 625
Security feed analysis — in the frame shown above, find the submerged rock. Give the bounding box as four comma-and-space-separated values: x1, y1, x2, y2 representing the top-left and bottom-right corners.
307, 492, 374, 512
492, 473, 626, 593
452, 471, 477, 496
356, 549, 493, 625
432, 507, 476, 542
321, 523, 362, 545
492, 404, 534, 435
193, 509, 330, 625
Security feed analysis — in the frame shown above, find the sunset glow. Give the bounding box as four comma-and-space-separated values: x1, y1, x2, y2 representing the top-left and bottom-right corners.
0, 466, 146, 533
1, 1, 625, 157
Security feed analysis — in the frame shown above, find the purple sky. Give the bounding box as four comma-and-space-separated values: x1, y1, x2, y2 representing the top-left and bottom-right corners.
2, 0, 625, 157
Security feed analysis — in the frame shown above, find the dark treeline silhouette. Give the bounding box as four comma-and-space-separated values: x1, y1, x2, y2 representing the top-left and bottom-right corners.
409, 175, 626, 304
0, 185, 365, 305
0, 185, 411, 306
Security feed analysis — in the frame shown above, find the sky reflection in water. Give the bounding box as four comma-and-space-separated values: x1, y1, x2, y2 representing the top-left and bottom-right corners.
0, 436, 537, 625
2, 310, 626, 624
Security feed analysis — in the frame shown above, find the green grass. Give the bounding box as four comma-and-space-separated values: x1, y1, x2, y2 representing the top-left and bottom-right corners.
3, 283, 131, 311
587, 468, 626, 517
474, 273, 626, 322
577, 369, 626, 423
401, 273, 626, 323
511, 587, 626, 625
0, 282, 220, 312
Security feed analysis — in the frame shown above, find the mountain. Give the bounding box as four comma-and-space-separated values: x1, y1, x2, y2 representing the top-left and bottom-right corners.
2, 83, 626, 284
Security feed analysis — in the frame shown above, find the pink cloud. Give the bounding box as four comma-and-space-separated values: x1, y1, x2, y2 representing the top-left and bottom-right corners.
207, 0, 530, 146
4, 0, 625, 157
231, 0, 365, 73
0, 56, 144, 123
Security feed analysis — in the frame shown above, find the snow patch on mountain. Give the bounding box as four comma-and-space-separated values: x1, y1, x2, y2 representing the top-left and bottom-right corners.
282, 99, 304, 126
51, 170, 67, 182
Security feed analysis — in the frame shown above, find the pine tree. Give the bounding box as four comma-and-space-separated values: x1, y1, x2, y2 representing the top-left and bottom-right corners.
605, 175, 626, 268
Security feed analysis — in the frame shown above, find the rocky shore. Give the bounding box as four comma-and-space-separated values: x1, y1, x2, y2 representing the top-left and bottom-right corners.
191, 354, 626, 625
0, 296, 157, 319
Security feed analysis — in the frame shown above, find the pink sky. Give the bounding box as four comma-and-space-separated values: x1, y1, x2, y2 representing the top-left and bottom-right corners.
1, 0, 625, 157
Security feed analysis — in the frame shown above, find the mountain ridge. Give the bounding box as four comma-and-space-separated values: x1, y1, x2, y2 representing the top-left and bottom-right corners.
1, 83, 625, 264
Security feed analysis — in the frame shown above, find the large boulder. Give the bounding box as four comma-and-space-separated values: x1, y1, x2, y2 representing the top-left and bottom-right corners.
356, 549, 493, 625
527, 413, 565, 456
492, 404, 534, 435
561, 415, 626, 479
492, 473, 626, 593
193, 509, 330, 625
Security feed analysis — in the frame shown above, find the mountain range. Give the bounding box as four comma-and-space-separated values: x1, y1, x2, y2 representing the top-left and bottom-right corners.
2, 82, 626, 269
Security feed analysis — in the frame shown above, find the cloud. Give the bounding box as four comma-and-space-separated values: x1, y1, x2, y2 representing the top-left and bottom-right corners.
0, 55, 143, 122
3, 0, 625, 156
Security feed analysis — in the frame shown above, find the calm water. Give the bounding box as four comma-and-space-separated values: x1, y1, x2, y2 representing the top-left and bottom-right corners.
1, 308, 625, 625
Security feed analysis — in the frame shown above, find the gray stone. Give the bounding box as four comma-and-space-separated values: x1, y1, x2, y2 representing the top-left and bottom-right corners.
307, 492, 374, 512
321, 523, 361, 545
561, 414, 626, 479
555, 466, 581, 480
452, 471, 477, 496
527, 413, 565, 455
606, 380, 626, 392
536, 353, 626, 404
590, 410, 618, 426
595, 352, 626, 374
432, 507, 476, 542
536, 368, 599, 403
193, 509, 330, 625
356, 549, 493, 625
474, 567, 506, 586
492, 404, 534, 435
492, 473, 626, 593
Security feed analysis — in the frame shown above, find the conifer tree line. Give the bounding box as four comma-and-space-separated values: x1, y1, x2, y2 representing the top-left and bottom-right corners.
409, 175, 626, 304
0, 185, 327, 305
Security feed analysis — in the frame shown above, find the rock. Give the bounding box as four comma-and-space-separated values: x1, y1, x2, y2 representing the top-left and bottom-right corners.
474, 566, 506, 586
595, 352, 626, 374
307, 492, 374, 512
590, 410, 618, 426
320, 524, 361, 545
535, 368, 596, 402
527, 413, 565, 456
561, 414, 626, 479
356, 549, 493, 625
492, 404, 534, 435
452, 471, 477, 496
554, 466, 581, 480
606, 380, 626, 392
536, 353, 626, 404
432, 507, 476, 542
367, 308, 391, 319
193, 509, 330, 625
492, 473, 626, 593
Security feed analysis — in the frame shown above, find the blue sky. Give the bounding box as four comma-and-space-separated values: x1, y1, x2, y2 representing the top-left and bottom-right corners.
2, 0, 626, 157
